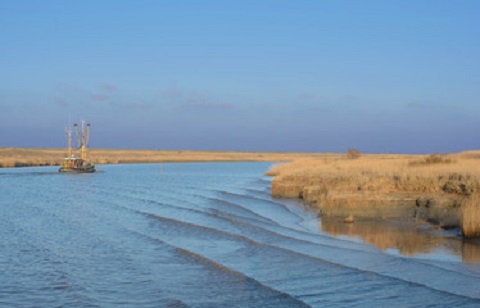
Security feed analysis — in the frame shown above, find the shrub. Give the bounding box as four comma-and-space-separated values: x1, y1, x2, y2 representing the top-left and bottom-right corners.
425, 154, 454, 164
347, 148, 361, 159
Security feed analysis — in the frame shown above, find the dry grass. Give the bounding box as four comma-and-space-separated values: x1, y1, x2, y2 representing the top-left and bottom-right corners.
461, 194, 480, 238
270, 152, 480, 196
0, 148, 65, 168
264, 163, 286, 176
269, 151, 480, 237
0, 147, 333, 168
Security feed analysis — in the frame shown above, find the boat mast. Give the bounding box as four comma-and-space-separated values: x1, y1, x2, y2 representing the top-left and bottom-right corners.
65, 127, 73, 157
73, 121, 91, 161
74, 123, 80, 149
86, 123, 91, 159
80, 121, 88, 161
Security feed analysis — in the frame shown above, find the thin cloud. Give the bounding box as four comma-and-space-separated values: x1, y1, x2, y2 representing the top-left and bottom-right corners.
54, 84, 90, 98
80, 101, 94, 109
161, 89, 183, 99
184, 91, 234, 111
99, 84, 118, 92
188, 102, 235, 110
53, 97, 69, 107
406, 101, 437, 109
298, 93, 318, 101
163, 88, 235, 111
186, 92, 205, 105
125, 102, 153, 110
339, 95, 359, 101
91, 94, 110, 101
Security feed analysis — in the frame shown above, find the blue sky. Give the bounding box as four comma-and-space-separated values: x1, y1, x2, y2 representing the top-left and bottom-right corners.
1, 1, 479, 153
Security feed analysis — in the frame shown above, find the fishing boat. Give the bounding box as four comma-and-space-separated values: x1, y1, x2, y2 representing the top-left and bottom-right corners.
59, 121, 96, 173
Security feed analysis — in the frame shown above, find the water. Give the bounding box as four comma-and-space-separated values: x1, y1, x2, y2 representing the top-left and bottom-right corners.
1, 162, 480, 307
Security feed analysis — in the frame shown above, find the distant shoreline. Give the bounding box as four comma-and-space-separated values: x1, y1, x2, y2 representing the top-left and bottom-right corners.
0, 147, 340, 168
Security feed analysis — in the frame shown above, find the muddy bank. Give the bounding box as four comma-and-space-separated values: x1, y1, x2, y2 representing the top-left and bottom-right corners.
272, 180, 464, 227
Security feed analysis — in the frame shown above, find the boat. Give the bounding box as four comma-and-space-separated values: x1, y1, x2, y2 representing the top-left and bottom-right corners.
59, 121, 96, 173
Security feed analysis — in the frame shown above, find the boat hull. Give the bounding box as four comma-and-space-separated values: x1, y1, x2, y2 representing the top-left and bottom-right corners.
59, 166, 96, 173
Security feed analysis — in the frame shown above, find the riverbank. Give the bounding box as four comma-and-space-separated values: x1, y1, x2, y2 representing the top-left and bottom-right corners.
267, 151, 480, 238
0, 147, 332, 168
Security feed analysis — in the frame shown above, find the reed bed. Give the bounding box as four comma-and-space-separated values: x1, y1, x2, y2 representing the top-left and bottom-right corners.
272, 153, 480, 194
268, 152, 480, 238
461, 194, 480, 238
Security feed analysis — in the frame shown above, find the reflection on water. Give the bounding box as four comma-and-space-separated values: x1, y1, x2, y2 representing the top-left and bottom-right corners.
463, 241, 480, 263
321, 218, 480, 263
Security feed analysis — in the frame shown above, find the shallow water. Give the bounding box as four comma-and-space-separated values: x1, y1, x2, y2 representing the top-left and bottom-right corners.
1, 162, 480, 307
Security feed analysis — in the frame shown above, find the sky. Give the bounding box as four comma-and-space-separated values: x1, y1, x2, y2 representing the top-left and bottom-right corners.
1, 1, 479, 153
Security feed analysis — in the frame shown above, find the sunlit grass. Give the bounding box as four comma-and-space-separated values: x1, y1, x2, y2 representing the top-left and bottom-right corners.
461, 194, 480, 238
271, 153, 480, 195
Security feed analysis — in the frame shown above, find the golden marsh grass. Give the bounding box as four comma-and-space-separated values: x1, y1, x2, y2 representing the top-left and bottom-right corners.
269, 152, 480, 238
272, 153, 480, 194
462, 194, 480, 238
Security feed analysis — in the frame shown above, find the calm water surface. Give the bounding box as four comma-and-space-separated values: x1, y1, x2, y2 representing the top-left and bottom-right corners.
1, 162, 480, 307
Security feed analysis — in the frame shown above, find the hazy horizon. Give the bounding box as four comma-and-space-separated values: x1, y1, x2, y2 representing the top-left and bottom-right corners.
1, 1, 479, 154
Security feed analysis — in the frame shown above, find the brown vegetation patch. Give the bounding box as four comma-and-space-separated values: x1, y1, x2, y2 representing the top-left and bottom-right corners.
409, 154, 456, 166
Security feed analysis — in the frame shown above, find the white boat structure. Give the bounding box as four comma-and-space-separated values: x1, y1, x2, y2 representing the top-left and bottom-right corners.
59, 120, 96, 173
